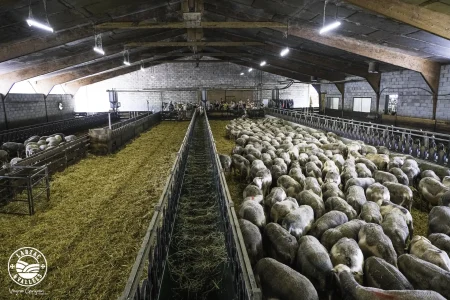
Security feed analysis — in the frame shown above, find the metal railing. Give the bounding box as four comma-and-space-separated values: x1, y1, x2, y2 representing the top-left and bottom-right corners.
14, 135, 90, 174
204, 112, 262, 300
267, 108, 450, 166
120, 110, 197, 300
0, 165, 50, 215
0, 113, 115, 144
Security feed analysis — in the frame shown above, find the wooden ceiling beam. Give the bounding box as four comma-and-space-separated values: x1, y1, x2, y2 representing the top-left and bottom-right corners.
229, 59, 312, 83
281, 25, 441, 94
63, 65, 141, 95
343, 0, 450, 41
0, 30, 185, 95
141, 52, 254, 57
31, 49, 177, 95
0, 4, 180, 64
214, 31, 382, 93
95, 21, 287, 29
126, 41, 264, 47
63, 57, 177, 95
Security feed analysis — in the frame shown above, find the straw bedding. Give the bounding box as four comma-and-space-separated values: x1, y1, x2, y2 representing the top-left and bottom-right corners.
209, 120, 247, 209
0, 121, 189, 300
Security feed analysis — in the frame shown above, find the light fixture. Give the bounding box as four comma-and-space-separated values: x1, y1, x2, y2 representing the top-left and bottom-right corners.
260, 61, 266, 67
280, 48, 290, 57
26, 0, 54, 32
319, 21, 341, 34
240, 72, 244, 76
248, 68, 253, 72
93, 34, 104, 55
123, 50, 130, 66
368, 61, 380, 73
319, 0, 341, 35
140, 62, 145, 71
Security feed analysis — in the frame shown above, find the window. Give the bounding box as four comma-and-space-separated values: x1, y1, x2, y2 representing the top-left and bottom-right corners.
326, 97, 339, 109
353, 97, 372, 113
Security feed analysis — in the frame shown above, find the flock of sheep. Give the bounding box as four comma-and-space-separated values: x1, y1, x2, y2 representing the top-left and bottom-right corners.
0, 133, 77, 166
219, 117, 450, 300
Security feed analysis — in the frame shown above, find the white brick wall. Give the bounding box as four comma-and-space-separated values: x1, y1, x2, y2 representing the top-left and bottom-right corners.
74, 61, 312, 112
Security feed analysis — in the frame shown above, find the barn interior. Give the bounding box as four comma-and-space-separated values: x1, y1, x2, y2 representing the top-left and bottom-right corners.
1, 0, 450, 299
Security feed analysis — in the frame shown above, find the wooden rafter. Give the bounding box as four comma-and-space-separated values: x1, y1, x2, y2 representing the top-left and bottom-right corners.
344, 0, 450, 41
126, 41, 264, 47
95, 21, 287, 29
280, 25, 441, 94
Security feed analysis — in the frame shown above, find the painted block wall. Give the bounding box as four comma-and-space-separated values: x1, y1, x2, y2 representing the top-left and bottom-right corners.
321, 65, 450, 121
0, 94, 74, 129
74, 61, 312, 112
437, 65, 450, 121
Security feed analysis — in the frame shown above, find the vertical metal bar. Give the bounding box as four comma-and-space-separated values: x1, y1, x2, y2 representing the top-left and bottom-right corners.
28, 177, 33, 215
108, 113, 112, 129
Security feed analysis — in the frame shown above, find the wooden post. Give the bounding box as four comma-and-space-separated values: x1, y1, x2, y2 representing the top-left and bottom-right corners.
43, 95, 49, 122
335, 83, 345, 118
1, 93, 7, 129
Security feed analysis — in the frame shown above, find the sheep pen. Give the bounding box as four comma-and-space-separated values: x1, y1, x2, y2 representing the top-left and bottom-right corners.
210, 119, 431, 236
211, 116, 450, 300
0, 121, 190, 300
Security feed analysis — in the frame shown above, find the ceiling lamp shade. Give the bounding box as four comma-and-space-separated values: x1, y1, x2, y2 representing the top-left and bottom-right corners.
368, 61, 380, 73
123, 50, 131, 66
26, 0, 53, 32
93, 34, 104, 55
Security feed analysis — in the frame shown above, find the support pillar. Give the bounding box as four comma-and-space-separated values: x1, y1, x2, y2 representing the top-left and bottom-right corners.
1, 93, 7, 130
375, 92, 381, 115
43, 95, 49, 122
432, 93, 438, 121
335, 83, 345, 118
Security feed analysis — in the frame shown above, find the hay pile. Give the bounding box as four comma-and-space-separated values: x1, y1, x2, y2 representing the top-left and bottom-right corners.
209, 120, 247, 208
0, 121, 189, 300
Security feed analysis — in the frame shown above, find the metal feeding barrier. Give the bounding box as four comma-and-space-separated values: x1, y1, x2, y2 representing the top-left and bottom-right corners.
0, 113, 115, 144
121, 110, 260, 300
0, 165, 50, 215
267, 108, 450, 166
121, 110, 196, 300
204, 112, 261, 300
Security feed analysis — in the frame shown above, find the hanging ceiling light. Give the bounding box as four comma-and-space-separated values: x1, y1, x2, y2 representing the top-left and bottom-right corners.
280, 48, 290, 57
140, 61, 145, 71
93, 34, 104, 55
123, 50, 131, 66
319, 0, 341, 35
240, 72, 244, 76
260, 61, 266, 67
248, 68, 253, 72
26, 0, 54, 32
